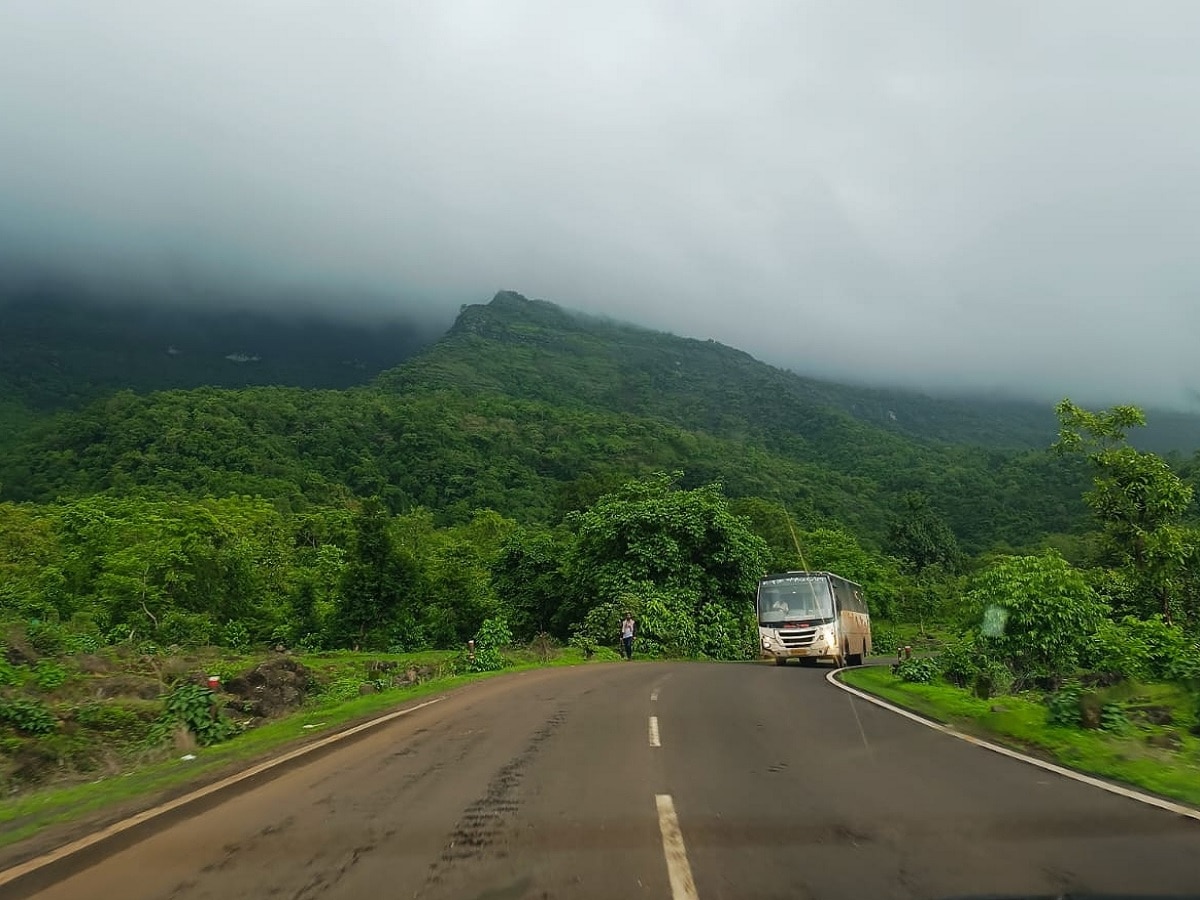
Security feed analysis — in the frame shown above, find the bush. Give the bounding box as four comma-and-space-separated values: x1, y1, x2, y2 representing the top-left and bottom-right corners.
220, 620, 251, 651
319, 675, 365, 702
1166, 642, 1200, 682
969, 552, 1106, 682
463, 617, 512, 673
1083, 616, 1199, 683
162, 683, 235, 746
76, 703, 143, 741
870, 623, 898, 656
696, 603, 755, 660
1100, 702, 1128, 733
0, 659, 22, 687
0, 698, 58, 735
636, 590, 700, 658
1083, 619, 1149, 681
1047, 681, 1083, 728
25, 620, 65, 656
64, 632, 101, 655
158, 611, 216, 648
972, 659, 1014, 699
895, 657, 939, 684
31, 660, 68, 691
939, 634, 981, 688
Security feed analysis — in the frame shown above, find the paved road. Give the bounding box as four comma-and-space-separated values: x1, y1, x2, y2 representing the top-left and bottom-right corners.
19, 662, 1200, 899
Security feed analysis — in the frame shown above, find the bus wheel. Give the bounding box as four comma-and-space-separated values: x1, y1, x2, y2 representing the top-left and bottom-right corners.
774, 657, 788, 666
846, 641, 863, 667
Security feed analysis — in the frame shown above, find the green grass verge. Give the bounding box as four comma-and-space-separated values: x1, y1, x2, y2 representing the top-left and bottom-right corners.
0, 648, 596, 851
841, 666, 1200, 808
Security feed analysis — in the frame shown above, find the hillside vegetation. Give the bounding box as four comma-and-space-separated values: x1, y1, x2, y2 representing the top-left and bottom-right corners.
2, 290, 1200, 798
2, 293, 1102, 551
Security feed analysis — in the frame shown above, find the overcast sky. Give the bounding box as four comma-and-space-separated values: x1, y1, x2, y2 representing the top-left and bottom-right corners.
2, 2, 1199, 407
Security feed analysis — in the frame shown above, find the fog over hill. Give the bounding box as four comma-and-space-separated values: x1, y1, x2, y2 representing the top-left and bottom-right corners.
3, 3, 1200, 409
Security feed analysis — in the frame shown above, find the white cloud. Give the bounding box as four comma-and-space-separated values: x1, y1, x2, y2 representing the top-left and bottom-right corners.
1, 0, 1199, 406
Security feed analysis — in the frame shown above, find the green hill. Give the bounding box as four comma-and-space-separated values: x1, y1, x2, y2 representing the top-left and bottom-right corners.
386, 292, 1200, 455
0, 293, 440, 415
2, 291, 1105, 553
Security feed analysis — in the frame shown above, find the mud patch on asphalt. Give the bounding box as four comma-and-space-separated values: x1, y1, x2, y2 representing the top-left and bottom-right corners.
423, 708, 569, 892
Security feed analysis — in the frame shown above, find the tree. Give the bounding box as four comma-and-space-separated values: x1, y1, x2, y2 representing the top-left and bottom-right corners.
1055, 400, 1195, 621
968, 551, 1107, 683
491, 526, 569, 640
727, 497, 808, 573
332, 499, 419, 649
887, 492, 961, 574
794, 526, 905, 620
559, 473, 769, 658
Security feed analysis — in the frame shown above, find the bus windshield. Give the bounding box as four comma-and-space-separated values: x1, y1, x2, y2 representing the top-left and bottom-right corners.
757, 575, 834, 624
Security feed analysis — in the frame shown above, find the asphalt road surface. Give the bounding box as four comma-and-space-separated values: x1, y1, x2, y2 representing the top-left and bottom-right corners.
20, 661, 1200, 900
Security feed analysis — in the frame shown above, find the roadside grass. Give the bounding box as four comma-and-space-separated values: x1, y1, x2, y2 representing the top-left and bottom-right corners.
0, 647, 595, 852
841, 666, 1200, 808
868, 620, 952, 657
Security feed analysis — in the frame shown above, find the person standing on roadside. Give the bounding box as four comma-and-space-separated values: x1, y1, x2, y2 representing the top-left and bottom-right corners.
620, 612, 636, 660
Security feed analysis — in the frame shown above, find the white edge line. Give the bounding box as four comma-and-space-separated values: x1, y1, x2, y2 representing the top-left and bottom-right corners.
649, 715, 661, 748
655, 794, 699, 900
0, 696, 446, 888
827, 667, 1200, 823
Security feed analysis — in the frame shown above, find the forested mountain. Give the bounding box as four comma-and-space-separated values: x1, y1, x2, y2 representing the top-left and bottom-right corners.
2, 289, 1199, 704
1, 291, 1102, 554
4, 290, 1199, 458
0, 293, 439, 415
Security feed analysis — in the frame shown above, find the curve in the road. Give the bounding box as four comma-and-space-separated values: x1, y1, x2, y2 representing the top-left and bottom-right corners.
827, 666, 1200, 823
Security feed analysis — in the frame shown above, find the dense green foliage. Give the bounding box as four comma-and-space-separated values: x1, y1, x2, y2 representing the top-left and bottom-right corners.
2, 294, 1101, 555
2, 293, 1199, 696
0, 294, 438, 413
1056, 400, 1199, 623
968, 552, 1108, 683
557, 473, 768, 658
873, 400, 1200, 767
12, 291, 1200, 805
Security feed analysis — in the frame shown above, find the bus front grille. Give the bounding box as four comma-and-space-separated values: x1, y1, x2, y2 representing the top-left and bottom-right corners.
778, 628, 817, 649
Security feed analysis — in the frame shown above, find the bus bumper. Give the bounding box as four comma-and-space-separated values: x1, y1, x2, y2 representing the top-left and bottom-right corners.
761, 648, 837, 662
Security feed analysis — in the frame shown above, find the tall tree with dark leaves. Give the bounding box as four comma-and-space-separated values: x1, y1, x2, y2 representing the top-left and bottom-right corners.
333, 498, 419, 649
1055, 400, 1196, 622
888, 492, 961, 574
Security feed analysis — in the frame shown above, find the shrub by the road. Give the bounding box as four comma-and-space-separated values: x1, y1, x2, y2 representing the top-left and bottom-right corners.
895, 657, 938, 684
0, 698, 57, 734
1047, 681, 1084, 728
463, 617, 513, 673
161, 683, 235, 746
968, 552, 1107, 684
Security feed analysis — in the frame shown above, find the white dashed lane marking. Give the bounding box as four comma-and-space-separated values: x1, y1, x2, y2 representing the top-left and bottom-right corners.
649, 716, 661, 747
656, 794, 699, 900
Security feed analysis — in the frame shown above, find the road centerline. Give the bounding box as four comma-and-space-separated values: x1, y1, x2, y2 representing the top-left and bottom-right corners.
649, 715, 661, 747
655, 794, 699, 900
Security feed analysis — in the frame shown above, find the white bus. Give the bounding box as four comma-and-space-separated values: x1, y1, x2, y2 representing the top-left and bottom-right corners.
757, 571, 871, 667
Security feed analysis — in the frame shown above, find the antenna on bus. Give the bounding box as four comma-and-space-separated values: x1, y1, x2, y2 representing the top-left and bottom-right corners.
782, 505, 811, 572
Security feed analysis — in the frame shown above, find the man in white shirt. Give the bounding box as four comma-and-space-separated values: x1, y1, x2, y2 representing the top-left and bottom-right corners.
620, 613, 635, 660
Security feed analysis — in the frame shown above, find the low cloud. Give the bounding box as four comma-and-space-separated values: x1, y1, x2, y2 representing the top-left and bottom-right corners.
2, 2, 1198, 407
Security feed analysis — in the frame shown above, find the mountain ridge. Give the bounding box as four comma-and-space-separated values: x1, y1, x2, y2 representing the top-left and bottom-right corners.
386, 291, 1200, 455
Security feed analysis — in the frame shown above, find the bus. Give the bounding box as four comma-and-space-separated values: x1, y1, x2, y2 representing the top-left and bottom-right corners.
756, 571, 871, 667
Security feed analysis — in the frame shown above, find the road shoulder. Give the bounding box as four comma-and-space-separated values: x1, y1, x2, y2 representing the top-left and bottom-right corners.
832, 665, 1200, 820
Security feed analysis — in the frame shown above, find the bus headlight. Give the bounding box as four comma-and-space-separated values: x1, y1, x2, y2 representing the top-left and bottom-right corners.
761, 635, 773, 649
